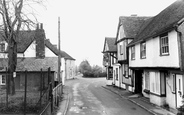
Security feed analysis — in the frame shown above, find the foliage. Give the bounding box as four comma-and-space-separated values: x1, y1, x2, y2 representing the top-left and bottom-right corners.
78, 60, 106, 78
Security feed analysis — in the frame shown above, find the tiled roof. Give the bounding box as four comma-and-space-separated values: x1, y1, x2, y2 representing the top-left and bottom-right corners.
45, 39, 75, 60
115, 16, 150, 44
0, 30, 37, 53
128, 0, 184, 46
0, 57, 58, 72
103, 37, 117, 52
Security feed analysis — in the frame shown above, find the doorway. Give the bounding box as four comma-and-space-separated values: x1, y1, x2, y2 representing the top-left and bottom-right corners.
134, 70, 143, 94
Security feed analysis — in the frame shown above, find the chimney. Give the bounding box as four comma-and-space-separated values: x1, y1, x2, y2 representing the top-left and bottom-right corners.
53, 44, 57, 49
35, 23, 45, 59
131, 14, 137, 17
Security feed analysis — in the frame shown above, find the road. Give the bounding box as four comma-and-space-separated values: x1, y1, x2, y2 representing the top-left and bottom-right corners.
65, 76, 153, 115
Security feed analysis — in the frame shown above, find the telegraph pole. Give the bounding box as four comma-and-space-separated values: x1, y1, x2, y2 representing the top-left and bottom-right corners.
58, 17, 61, 84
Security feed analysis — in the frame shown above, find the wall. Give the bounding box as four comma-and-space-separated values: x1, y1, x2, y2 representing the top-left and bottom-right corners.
13, 72, 54, 91
113, 65, 120, 87
165, 71, 176, 109
129, 30, 180, 68
65, 59, 75, 80
24, 41, 36, 57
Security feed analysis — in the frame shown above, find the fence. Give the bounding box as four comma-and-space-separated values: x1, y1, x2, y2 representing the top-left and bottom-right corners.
0, 67, 53, 114
53, 83, 63, 107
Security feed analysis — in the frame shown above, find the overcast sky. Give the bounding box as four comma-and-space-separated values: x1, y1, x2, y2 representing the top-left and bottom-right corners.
36, 0, 176, 66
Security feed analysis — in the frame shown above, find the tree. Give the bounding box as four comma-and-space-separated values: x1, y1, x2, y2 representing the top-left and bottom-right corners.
92, 65, 102, 77
79, 60, 92, 75
0, 0, 45, 95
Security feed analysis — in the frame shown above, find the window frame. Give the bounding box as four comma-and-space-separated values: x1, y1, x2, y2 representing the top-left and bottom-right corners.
116, 68, 118, 80
0, 75, 6, 85
0, 43, 5, 52
144, 71, 150, 90
131, 46, 135, 60
120, 45, 123, 55
150, 71, 166, 96
140, 42, 146, 59
160, 33, 169, 56
172, 74, 176, 94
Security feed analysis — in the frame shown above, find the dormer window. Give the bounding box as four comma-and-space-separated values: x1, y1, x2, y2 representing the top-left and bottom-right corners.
160, 33, 169, 56
0, 43, 5, 52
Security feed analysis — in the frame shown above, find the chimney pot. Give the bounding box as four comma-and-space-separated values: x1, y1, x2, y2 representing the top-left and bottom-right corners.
131, 14, 137, 17
40, 23, 43, 29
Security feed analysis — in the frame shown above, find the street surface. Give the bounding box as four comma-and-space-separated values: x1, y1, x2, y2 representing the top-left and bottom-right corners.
65, 76, 153, 115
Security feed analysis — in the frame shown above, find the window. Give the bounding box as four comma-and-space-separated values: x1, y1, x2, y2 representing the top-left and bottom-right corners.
160, 34, 169, 55
150, 72, 160, 94
120, 45, 123, 55
116, 68, 118, 80
172, 74, 176, 93
140, 42, 146, 59
131, 46, 135, 60
144, 71, 150, 90
0, 75, 6, 85
150, 71, 166, 96
0, 43, 5, 52
124, 64, 128, 78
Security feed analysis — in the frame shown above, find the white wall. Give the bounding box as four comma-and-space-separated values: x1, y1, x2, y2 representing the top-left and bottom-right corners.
129, 30, 180, 68
24, 41, 36, 57
45, 46, 57, 57
165, 72, 176, 109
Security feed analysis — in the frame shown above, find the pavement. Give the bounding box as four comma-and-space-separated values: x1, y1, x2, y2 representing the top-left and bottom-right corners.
102, 85, 178, 115
55, 78, 178, 115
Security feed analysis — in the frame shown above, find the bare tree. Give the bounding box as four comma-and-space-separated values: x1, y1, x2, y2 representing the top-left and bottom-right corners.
0, 0, 45, 95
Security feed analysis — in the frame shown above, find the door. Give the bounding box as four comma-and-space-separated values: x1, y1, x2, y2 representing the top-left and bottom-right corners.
176, 74, 183, 108
134, 70, 143, 94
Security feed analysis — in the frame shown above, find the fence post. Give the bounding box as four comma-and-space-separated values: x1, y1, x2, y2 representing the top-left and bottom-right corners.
40, 69, 43, 107
6, 67, 8, 108
49, 82, 53, 113
24, 70, 27, 115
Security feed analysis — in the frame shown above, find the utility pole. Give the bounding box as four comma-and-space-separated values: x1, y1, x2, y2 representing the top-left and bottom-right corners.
58, 17, 61, 84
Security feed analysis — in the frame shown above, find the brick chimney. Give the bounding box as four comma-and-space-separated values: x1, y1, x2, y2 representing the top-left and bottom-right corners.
35, 23, 45, 59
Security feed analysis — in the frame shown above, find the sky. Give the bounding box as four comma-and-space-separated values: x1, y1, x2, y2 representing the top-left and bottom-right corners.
36, 0, 177, 66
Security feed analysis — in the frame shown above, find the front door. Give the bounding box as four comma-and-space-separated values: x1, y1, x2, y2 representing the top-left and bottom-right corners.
176, 74, 183, 108
134, 70, 143, 94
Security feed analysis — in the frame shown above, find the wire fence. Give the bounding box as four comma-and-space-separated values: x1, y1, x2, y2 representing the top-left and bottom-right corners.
0, 67, 53, 114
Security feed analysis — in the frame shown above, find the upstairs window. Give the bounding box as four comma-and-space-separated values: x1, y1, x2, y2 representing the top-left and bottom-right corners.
140, 42, 146, 59
0, 43, 5, 52
160, 34, 169, 55
131, 46, 135, 60
120, 45, 123, 55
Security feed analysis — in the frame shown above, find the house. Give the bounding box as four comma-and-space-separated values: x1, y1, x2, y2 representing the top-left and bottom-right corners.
0, 23, 75, 89
127, 0, 184, 109
102, 37, 117, 85
115, 16, 150, 91
45, 39, 76, 85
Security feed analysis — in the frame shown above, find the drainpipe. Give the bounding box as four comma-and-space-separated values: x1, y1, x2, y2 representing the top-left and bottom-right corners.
175, 26, 183, 71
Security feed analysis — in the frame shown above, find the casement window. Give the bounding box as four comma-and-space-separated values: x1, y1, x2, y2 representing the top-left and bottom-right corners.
144, 71, 150, 90
120, 45, 123, 55
116, 68, 118, 80
0, 75, 6, 85
150, 71, 166, 96
0, 43, 5, 52
131, 46, 135, 60
172, 74, 176, 93
124, 64, 128, 78
140, 42, 146, 59
160, 33, 169, 55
